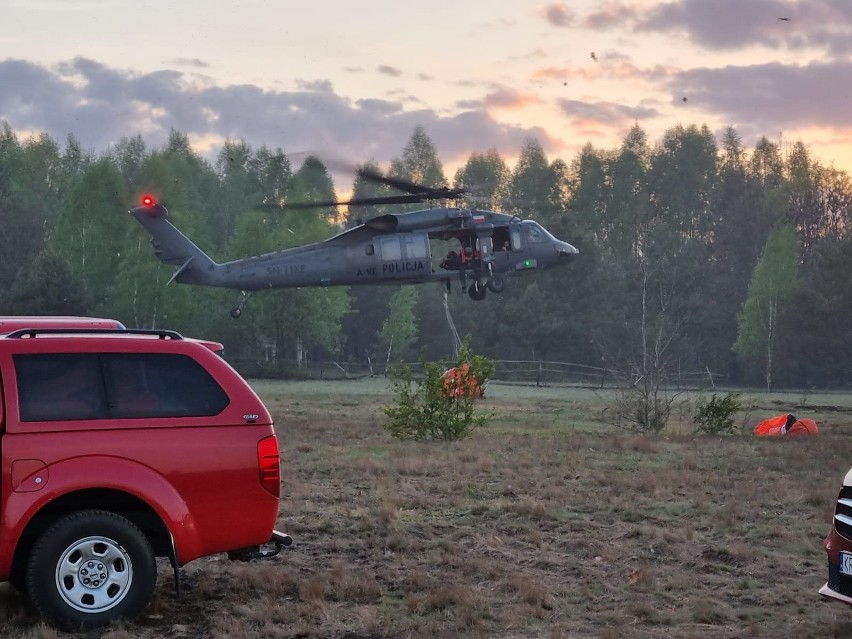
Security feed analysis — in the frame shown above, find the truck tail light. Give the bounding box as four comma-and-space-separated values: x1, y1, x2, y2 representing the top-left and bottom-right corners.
258, 435, 281, 497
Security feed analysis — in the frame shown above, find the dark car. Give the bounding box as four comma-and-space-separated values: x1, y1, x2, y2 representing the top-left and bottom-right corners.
821, 469, 852, 604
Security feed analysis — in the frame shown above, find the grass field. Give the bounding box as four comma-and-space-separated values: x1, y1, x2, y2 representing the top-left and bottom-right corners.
2, 379, 852, 638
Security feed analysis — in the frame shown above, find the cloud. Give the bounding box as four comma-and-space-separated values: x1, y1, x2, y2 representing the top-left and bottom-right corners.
671, 60, 852, 129
532, 65, 601, 83
354, 98, 402, 116
541, 2, 575, 27
638, 0, 797, 50
531, 57, 650, 84
457, 87, 542, 111
377, 65, 402, 77
0, 57, 559, 169
558, 99, 658, 127
295, 79, 334, 92
582, 1, 642, 29
582, 0, 852, 53
165, 58, 209, 69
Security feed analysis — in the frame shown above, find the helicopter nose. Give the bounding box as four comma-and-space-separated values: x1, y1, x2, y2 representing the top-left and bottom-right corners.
557, 242, 579, 259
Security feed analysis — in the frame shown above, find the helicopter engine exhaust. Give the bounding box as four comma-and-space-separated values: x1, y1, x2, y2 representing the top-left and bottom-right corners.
365, 208, 469, 233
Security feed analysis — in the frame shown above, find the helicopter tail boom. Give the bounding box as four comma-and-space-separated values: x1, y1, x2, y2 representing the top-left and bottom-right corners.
130, 203, 219, 286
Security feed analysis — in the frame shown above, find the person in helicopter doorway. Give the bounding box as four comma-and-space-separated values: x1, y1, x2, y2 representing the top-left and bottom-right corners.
493, 228, 511, 252
440, 250, 461, 271
458, 239, 481, 293
459, 238, 480, 266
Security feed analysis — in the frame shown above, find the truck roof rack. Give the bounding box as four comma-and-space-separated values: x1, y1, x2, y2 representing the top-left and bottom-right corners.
4, 328, 184, 340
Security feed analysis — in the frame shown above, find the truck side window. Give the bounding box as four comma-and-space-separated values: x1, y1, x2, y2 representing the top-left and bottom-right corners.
15, 354, 108, 422
101, 353, 229, 418
14, 353, 230, 422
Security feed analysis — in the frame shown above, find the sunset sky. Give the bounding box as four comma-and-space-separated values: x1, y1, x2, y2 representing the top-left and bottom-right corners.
2, 0, 852, 184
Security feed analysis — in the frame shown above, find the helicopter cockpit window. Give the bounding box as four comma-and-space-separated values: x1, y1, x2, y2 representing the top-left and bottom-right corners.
526, 225, 547, 243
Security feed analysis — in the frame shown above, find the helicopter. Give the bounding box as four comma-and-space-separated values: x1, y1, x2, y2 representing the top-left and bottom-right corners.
129, 170, 578, 318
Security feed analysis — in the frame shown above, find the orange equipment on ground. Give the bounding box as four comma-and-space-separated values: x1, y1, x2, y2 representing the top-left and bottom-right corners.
442, 363, 484, 399
753, 413, 818, 437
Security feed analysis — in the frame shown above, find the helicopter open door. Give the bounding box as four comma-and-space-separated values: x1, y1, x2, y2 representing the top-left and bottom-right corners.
488, 225, 523, 253
376, 232, 432, 281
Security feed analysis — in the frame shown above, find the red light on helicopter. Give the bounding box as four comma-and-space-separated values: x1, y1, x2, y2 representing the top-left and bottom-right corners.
141, 194, 155, 206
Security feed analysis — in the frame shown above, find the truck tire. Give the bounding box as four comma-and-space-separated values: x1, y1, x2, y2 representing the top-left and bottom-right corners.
26, 510, 156, 629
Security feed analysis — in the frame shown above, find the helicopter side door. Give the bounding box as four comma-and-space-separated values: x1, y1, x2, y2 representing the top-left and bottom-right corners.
376, 233, 432, 281
487, 225, 523, 273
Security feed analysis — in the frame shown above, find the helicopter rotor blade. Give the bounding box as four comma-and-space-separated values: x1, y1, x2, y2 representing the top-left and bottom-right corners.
282, 193, 430, 209
343, 194, 432, 207
274, 155, 468, 209
310, 156, 439, 196
356, 168, 466, 200
356, 168, 427, 195
278, 199, 344, 210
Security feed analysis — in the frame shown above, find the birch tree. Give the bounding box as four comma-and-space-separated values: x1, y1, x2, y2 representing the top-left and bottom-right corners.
733, 224, 800, 391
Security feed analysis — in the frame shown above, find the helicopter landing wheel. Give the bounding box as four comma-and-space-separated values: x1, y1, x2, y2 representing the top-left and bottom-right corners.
230, 307, 242, 319
486, 277, 505, 293
468, 281, 487, 301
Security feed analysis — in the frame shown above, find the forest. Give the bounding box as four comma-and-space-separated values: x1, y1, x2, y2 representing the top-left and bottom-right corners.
0, 120, 850, 390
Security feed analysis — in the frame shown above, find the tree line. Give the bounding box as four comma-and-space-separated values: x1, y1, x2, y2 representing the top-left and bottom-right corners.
1, 121, 850, 390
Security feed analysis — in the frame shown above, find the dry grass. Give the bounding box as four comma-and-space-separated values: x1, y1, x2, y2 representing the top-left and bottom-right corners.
2, 379, 852, 638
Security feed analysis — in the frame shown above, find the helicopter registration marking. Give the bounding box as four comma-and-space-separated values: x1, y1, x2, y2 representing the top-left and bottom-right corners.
266, 264, 305, 275
382, 261, 426, 274
356, 267, 377, 277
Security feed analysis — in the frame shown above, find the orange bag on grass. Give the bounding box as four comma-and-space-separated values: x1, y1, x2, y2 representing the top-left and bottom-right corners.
754, 414, 818, 437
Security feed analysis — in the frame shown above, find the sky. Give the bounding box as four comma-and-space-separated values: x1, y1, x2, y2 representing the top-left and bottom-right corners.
2, 0, 852, 185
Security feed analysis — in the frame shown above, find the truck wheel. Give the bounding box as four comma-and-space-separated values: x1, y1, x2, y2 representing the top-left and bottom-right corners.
26, 510, 156, 629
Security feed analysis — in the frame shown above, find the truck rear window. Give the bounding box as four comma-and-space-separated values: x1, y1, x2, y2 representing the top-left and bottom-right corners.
14, 353, 230, 422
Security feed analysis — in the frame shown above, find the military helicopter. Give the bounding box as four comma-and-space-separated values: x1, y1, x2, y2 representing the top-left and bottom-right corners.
130, 169, 578, 318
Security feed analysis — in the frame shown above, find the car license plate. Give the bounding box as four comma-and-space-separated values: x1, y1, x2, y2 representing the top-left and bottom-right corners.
840, 552, 852, 576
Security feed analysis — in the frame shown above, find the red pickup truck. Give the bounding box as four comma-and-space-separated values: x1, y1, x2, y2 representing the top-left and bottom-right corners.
0, 319, 287, 628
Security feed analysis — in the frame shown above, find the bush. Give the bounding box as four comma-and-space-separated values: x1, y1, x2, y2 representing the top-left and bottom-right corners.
611, 387, 674, 434
383, 338, 494, 441
693, 392, 741, 435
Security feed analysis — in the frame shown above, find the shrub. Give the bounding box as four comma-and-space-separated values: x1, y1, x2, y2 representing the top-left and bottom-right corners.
693, 392, 741, 435
383, 338, 494, 441
612, 389, 673, 434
